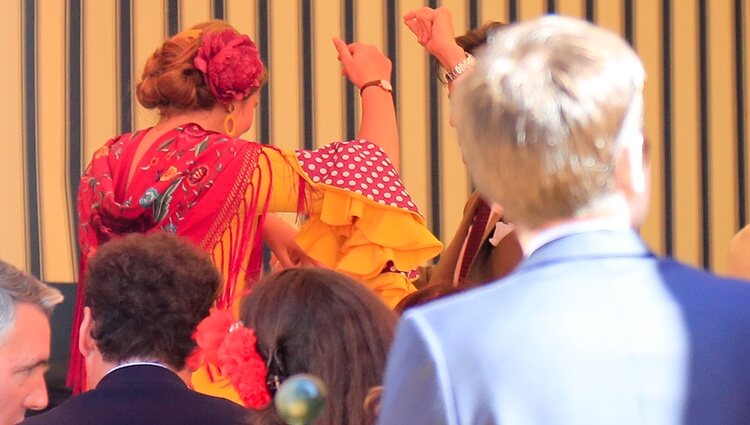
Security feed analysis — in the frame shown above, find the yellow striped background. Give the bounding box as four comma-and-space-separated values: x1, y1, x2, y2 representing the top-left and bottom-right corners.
1, 0, 748, 283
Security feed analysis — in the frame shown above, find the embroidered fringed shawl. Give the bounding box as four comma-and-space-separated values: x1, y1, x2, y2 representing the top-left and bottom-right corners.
69, 123, 272, 393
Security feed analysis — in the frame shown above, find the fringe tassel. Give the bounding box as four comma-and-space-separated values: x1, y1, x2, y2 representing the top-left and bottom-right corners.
66, 256, 88, 394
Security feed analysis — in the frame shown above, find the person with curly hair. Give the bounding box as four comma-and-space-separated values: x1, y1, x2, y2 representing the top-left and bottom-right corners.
69, 20, 442, 397
25, 233, 248, 425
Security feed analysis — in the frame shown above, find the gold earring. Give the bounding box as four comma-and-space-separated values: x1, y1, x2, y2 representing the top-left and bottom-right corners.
224, 114, 236, 137
224, 104, 236, 137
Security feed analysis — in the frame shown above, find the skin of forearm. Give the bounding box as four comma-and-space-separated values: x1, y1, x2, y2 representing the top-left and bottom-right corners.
357, 89, 400, 170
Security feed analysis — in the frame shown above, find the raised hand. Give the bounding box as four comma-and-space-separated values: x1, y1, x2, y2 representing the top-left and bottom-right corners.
332, 37, 391, 89
403, 7, 466, 71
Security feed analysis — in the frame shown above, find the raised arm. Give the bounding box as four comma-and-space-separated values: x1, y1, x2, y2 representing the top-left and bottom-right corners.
333, 38, 400, 169
403, 7, 470, 93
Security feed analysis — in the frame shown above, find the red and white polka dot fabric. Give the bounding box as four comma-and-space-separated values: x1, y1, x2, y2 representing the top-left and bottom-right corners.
296, 140, 419, 214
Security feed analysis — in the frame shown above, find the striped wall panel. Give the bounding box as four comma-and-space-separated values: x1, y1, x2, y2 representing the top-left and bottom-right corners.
1, 0, 749, 283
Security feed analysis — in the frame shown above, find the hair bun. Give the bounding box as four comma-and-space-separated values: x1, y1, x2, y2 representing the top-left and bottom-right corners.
136, 36, 216, 113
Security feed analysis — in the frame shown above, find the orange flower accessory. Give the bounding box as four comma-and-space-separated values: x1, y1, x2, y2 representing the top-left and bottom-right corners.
190, 308, 273, 409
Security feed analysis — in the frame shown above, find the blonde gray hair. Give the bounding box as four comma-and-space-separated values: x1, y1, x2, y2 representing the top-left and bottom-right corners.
453, 15, 645, 229
0, 260, 63, 344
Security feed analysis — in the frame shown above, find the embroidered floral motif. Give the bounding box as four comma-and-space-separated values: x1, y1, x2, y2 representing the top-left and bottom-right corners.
159, 166, 180, 181
189, 165, 209, 186
139, 188, 159, 207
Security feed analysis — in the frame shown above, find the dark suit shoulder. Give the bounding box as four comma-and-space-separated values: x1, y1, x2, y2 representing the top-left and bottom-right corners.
22, 378, 250, 425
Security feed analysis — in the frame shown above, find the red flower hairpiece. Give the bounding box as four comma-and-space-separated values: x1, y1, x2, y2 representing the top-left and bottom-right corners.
194, 30, 265, 104
190, 308, 272, 409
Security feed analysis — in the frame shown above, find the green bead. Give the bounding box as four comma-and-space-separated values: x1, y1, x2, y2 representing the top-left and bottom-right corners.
274, 374, 328, 425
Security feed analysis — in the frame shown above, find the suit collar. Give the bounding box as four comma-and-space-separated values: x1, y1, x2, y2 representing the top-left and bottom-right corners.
96, 364, 187, 391
518, 230, 654, 272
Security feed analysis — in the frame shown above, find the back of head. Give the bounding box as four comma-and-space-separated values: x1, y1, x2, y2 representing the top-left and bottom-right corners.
453, 16, 645, 229
240, 268, 397, 425
435, 21, 506, 83
457, 21, 506, 53
0, 260, 62, 345
136, 20, 266, 117
84, 232, 221, 369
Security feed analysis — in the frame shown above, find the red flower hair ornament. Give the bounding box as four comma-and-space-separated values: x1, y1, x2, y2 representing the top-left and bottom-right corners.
189, 308, 273, 409
194, 30, 265, 104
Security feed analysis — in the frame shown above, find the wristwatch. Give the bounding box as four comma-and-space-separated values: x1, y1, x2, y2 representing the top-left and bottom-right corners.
445, 53, 476, 82
360, 79, 393, 95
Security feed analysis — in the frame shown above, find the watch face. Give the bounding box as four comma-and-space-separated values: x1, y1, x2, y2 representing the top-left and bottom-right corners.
380, 80, 393, 91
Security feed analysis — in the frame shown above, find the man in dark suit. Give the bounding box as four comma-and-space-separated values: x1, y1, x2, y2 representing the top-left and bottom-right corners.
23, 233, 248, 425
378, 9, 750, 425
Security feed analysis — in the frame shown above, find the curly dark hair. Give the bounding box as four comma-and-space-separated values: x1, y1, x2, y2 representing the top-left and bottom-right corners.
240, 268, 397, 425
84, 232, 221, 370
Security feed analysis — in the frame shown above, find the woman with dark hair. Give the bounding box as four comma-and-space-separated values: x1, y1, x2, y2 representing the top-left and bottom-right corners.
192, 268, 397, 425
69, 20, 441, 395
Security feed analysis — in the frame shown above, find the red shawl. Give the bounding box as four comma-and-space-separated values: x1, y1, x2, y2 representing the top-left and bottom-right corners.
69, 123, 270, 393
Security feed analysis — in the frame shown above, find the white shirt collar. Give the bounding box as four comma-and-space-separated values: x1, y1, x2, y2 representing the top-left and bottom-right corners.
522, 217, 631, 257
105, 361, 170, 377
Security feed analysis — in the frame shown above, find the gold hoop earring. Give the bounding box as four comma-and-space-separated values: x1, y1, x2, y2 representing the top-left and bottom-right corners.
224, 103, 236, 137
224, 114, 236, 137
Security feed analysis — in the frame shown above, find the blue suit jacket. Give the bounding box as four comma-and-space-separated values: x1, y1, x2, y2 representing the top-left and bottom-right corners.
378, 230, 750, 425
23, 365, 249, 425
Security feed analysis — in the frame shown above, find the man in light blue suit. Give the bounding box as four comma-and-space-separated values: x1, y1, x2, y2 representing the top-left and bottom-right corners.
378, 11, 750, 425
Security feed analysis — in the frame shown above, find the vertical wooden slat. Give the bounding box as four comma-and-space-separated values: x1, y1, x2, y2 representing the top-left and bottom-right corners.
83, 0, 118, 162
38, 0, 73, 282
269, 1, 301, 150
132, 0, 166, 131
0, 0, 27, 269
301, 0, 314, 150
343, 1, 357, 140
698, 0, 710, 267
469, 0, 479, 28
671, 0, 702, 265
67, 0, 83, 277
311, 1, 343, 147
480, 0, 509, 24
518, 0, 545, 20
635, 0, 665, 255
662, 0, 675, 257
23, 0, 41, 277
427, 0, 441, 241
212, 0, 224, 19
585, 0, 595, 22
355, 0, 386, 142
707, 0, 738, 273
118, 0, 133, 134
624, 0, 635, 45
257, 0, 271, 145
596, 0, 623, 35
508, 0, 519, 22
397, 0, 430, 224
180, 0, 210, 30
167, 0, 179, 36
557, 0, 584, 19
547, 0, 557, 14
734, 0, 747, 228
